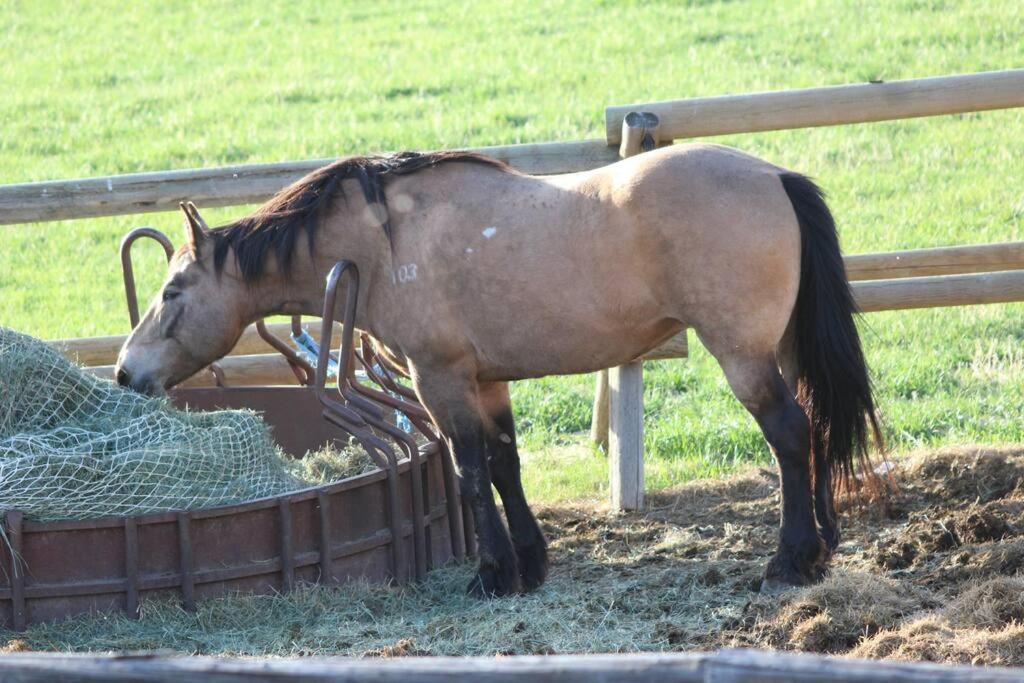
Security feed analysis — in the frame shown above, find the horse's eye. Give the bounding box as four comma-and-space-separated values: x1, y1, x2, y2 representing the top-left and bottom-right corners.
162, 288, 181, 303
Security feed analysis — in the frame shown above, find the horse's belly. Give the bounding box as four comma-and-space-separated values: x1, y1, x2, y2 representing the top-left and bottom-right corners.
474, 316, 684, 382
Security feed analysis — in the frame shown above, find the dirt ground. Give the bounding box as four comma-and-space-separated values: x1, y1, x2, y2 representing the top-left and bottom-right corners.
538, 445, 1024, 665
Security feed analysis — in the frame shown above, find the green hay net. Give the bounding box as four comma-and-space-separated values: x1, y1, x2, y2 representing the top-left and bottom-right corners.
0, 326, 369, 522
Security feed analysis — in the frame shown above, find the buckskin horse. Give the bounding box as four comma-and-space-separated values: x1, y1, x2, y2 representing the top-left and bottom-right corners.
115, 144, 882, 596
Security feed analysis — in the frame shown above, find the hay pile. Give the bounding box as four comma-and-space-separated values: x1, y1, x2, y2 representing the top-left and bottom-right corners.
0, 327, 375, 521
718, 447, 1024, 665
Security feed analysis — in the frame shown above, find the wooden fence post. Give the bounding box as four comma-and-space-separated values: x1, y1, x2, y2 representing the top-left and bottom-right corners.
603, 111, 661, 511
590, 370, 610, 451
608, 361, 645, 510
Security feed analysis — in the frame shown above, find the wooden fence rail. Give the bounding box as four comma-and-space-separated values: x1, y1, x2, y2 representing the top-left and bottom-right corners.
853, 269, 1024, 313
846, 241, 1024, 281
4, 69, 1021, 226
0, 140, 618, 225
87, 353, 302, 388
0, 648, 1019, 682
50, 320, 340, 368
605, 68, 1024, 144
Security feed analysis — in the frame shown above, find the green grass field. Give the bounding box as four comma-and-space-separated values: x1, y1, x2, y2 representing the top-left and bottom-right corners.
1, 0, 1022, 503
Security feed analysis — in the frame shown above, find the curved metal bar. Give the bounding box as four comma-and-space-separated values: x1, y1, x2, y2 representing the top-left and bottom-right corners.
255, 319, 313, 385
354, 345, 465, 561
317, 261, 469, 571
355, 337, 465, 562
352, 344, 468, 565
353, 359, 431, 428
360, 337, 420, 402
118, 226, 224, 387
119, 227, 174, 329
343, 352, 430, 579
315, 262, 409, 581
316, 263, 384, 421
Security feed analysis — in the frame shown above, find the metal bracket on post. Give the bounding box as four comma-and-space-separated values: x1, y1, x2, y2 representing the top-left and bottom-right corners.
597, 111, 662, 511
618, 111, 661, 157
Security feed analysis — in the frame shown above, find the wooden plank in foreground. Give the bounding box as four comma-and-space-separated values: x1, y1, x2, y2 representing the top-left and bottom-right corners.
0, 649, 1019, 683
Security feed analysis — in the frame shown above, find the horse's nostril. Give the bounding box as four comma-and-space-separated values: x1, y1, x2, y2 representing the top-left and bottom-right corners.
115, 368, 131, 387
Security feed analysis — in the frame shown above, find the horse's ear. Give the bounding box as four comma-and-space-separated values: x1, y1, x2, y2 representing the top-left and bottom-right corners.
180, 201, 210, 255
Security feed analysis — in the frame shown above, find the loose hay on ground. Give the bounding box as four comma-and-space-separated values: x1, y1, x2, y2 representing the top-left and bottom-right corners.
6, 445, 1024, 666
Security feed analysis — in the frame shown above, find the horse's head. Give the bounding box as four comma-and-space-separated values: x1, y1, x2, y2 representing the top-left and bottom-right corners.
115, 204, 249, 396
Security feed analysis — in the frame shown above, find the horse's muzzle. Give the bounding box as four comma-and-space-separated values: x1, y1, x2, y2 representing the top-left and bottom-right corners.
115, 366, 165, 397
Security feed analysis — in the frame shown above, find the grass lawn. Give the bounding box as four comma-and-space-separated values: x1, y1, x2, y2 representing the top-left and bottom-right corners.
1, 0, 1022, 504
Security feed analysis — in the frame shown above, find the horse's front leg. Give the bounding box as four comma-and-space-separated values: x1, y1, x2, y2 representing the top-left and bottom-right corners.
479, 381, 548, 591
410, 364, 521, 597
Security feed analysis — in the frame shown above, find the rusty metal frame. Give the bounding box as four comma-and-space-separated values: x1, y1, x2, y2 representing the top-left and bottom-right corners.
255, 317, 315, 385
354, 337, 471, 559
316, 262, 431, 580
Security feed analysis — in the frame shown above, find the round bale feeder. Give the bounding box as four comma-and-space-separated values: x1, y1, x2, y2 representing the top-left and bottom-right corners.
0, 229, 469, 630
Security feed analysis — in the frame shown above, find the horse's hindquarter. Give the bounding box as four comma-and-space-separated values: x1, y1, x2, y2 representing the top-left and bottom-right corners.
383, 144, 802, 380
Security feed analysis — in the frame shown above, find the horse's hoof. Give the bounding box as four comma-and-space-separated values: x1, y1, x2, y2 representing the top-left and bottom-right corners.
761, 563, 829, 595
467, 561, 522, 598
761, 545, 828, 594
517, 539, 549, 591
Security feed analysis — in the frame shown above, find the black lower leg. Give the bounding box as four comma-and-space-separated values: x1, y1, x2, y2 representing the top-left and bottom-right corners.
487, 407, 548, 590
450, 416, 521, 597
756, 376, 828, 588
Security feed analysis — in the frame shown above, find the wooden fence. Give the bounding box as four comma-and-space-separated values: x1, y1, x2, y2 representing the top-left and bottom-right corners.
3, 69, 1024, 511
0, 648, 1021, 682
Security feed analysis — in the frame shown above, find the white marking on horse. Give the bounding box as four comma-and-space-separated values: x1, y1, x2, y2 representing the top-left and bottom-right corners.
391, 263, 418, 285
499, 433, 512, 444
392, 193, 415, 212
482, 226, 497, 239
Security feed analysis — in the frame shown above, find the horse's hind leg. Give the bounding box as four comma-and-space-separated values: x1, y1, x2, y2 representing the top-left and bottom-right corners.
714, 350, 828, 589
778, 324, 839, 555
479, 382, 548, 590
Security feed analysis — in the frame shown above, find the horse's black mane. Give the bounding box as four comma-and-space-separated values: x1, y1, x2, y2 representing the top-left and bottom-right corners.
210, 150, 512, 281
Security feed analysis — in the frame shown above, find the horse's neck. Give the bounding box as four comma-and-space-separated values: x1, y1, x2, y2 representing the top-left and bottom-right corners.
246, 223, 387, 328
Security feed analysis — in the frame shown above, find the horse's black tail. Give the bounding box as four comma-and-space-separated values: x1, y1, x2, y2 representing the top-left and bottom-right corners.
780, 172, 884, 496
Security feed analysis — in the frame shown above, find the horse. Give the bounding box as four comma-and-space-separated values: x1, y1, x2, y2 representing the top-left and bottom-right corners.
115, 143, 883, 596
